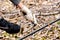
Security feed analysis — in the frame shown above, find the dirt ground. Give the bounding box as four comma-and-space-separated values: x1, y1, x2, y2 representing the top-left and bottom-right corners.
0, 0, 60, 40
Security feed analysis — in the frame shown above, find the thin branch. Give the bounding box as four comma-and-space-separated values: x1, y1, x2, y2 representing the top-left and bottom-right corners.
19, 18, 60, 40
40, 12, 60, 16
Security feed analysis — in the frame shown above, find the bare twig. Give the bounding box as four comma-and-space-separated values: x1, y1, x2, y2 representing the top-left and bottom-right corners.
19, 18, 60, 40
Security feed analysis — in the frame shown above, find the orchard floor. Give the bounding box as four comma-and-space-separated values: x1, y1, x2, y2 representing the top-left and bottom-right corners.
0, 0, 60, 40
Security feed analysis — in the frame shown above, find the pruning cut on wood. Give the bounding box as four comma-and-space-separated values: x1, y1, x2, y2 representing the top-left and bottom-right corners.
10, 0, 37, 24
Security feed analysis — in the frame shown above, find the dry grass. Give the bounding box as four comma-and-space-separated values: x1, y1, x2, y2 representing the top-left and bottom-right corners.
0, 0, 60, 40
